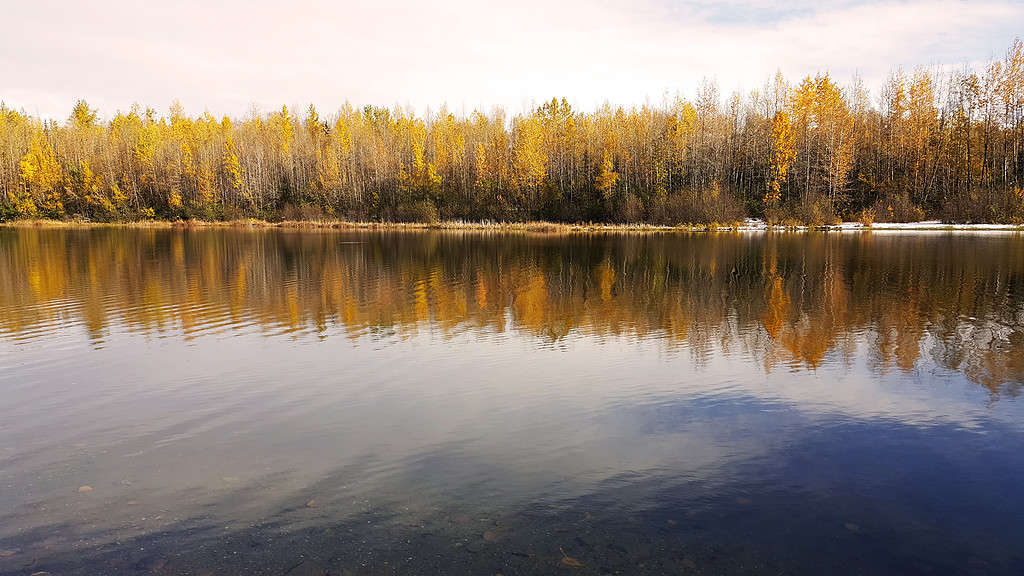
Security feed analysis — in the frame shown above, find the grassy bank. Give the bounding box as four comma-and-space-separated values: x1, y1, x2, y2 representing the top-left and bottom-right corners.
0, 218, 745, 233
4, 218, 1024, 233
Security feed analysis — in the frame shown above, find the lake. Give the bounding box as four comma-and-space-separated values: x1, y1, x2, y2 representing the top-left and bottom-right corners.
1, 227, 1023, 575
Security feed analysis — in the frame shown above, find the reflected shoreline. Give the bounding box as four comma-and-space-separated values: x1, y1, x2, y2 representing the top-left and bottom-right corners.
2, 228, 1023, 396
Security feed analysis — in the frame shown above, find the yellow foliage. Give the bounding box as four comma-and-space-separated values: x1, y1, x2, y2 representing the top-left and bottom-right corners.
196, 165, 217, 207
10, 192, 37, 217
19, 131, 62, 193
180, 142, 197, 180
223, 136, 243, 191
305, 104, 321, 143
512, 115, 547, 192
77, 160, 112, 215
316, 148, 340, 192
474, 143, 488, 188
274, 106, 294, 157
594, 149, 618, 198
70, 99, 98, 129
426, 163, 441, 188
333, 115, 353, 155
135, 122, 158, 185
766, 111, 795, 205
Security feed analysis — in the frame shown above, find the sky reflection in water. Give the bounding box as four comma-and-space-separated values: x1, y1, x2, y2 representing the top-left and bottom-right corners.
1, 228, 1023, 575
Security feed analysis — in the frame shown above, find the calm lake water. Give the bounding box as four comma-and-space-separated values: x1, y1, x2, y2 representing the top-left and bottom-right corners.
2, 228, 1024, 575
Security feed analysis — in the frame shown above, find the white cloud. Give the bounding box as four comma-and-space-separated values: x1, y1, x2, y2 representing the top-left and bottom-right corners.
0, 0, 1020, 119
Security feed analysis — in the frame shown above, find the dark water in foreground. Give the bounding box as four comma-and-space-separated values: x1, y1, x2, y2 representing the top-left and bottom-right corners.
1, 228, 1024, 575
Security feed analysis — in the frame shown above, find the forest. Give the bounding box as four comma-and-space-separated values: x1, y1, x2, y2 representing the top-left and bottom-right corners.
1, 39, 1023, 225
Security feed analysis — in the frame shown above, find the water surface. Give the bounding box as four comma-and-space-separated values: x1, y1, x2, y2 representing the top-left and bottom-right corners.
1, 228, 1023, 575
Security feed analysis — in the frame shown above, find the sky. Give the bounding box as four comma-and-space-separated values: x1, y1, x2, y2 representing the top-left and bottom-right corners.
1, 0, 1022, 119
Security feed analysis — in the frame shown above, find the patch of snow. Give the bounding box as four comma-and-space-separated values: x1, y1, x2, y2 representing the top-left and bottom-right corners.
733, 220, 1024, 232
866, 221, 1023, 231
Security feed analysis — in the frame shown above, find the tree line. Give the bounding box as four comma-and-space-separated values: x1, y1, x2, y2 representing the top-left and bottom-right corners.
2, 39, 1023, 224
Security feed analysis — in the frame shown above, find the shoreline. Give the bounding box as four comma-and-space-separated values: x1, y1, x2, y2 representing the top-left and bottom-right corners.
2, 218, 1023, 233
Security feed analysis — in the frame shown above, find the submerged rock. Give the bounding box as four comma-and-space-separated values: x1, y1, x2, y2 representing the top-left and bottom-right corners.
482, 527, 508, 542
559, 547, 583, 568
560, 555, 584, 568
284, 559, 329, 576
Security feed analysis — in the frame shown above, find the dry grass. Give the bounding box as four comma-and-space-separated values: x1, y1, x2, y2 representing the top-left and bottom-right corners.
0, 218, 756, 234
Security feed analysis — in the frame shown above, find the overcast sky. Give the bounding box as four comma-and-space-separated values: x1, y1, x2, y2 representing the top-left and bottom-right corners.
2, 0, 1021, 119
